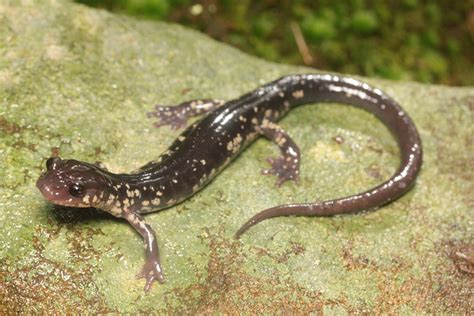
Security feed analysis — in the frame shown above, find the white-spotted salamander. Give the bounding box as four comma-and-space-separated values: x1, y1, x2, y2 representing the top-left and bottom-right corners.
37, 74, 422, 291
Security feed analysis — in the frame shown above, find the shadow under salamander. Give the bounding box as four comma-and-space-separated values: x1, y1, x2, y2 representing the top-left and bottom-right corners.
50, 205, 121, 226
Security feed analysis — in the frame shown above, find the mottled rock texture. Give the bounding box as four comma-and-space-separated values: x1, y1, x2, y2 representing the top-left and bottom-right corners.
0, 0, 472, 313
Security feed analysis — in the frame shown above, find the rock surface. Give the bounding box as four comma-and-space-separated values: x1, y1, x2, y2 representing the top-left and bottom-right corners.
0, 0, 472, 313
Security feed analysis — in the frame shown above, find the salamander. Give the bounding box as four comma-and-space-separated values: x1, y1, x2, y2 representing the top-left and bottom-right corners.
36, 74, 423, 291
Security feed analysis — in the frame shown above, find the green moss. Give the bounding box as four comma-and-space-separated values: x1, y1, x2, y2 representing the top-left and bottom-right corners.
302, 15, 336, 41
402, 0, 418, 9
0, 0, 472, 313
73, 0, 473, 86
125, 0, 170, 18
351, 10, 379, 34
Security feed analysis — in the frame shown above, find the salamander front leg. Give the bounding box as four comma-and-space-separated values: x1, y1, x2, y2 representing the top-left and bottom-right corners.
259, 120, 301, 186
124, 211, 165, 291
148, 99, 225, 130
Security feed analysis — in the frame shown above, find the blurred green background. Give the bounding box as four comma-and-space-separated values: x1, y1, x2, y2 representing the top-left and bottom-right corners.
75, 0, 473, 86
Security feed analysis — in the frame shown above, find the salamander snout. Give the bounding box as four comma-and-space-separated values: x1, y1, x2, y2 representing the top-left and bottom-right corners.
36, 172, 72, 204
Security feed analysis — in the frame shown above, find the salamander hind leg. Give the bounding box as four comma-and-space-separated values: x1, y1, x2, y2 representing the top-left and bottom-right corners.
124, 211, 165, 291
147, 99, 225, 130
259, 120, 301, 186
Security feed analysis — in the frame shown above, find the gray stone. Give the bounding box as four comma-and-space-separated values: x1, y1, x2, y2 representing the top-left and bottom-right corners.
0, 0, 472, 313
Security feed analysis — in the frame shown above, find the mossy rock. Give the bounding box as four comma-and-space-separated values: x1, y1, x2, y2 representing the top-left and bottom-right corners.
0, 0, 472, 313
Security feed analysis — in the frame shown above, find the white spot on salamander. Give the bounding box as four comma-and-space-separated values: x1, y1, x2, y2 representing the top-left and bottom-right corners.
292, 90, 304, 99
227, 141, 234, 151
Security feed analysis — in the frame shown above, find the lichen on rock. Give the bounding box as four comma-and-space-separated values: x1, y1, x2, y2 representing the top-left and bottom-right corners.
0, 0, 473, 313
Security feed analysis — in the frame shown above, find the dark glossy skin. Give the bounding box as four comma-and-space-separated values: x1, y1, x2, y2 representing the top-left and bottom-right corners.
36, 74, 423, 291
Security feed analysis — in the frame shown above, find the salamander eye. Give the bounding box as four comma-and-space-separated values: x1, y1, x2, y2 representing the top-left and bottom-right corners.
46, 157, 61, 170
69, 183, 85, 198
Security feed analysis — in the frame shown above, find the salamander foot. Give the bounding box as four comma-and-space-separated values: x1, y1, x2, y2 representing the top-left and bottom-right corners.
147, 105, 189, 130
148, 99, 225, 130
136, 259, 165, 292
262, 156, 299, 186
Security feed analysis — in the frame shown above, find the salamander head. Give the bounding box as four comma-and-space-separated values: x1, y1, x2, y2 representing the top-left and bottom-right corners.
36, 157, 111, 208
